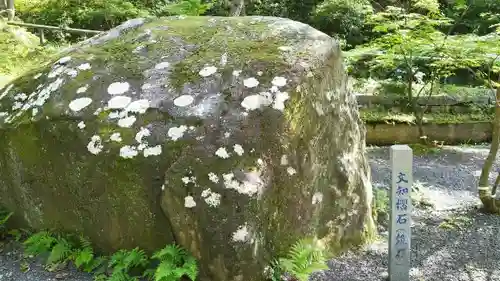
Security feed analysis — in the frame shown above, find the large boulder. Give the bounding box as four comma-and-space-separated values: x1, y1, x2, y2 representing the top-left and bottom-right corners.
0, 16, 375, 281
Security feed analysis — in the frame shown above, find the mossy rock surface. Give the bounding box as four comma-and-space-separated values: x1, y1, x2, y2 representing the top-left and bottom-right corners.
0, 16, 375, 281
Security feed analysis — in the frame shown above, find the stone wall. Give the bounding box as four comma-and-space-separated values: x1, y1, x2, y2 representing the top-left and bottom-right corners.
356, 93, 494, 113
365, 122, 492, 145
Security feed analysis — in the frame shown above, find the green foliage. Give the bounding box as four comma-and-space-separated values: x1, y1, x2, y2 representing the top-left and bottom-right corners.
274, 238, 328, 281
47, 236, 74, 264
0, 209, 13, 239
163, 0, 214, 16
23, 231, 58, 256
148, 244, 198, 281
310, 0, 374, 48
20, 230, 197, 281
16, 0, 150, 40
0, 18, 57, 87
372, 188, 389, 222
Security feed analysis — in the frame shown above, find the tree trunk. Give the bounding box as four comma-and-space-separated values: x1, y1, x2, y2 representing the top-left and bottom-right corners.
6, 0, 14, 20
478, 75, 500, 214
230, 0, 245, 16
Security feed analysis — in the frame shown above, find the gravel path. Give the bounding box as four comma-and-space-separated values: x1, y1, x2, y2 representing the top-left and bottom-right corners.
316, 145, 500, 281
1, 145, 499, 281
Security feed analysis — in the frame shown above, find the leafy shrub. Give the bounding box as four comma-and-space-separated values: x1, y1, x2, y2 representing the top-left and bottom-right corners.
273, 238, 328, 281
144, 244, 198, 281
16, 0, 150, 41
372, 188, 389, 225
0, 18, 56, 86
310, 0, 374, 48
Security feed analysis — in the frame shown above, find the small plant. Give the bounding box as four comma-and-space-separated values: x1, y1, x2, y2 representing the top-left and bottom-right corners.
23, 231, 58, 257
272, 238, 328, 281
103, 247, 149, 281
0, 209, 13, 239
372, 188, 389, 226
144, 244, 198, 281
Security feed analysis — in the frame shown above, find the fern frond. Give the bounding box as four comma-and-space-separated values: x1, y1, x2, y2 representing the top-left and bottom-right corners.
154, 261, 176, 281
23, 231, 57, 256
74, 246, 94, 269
152, 244, 186, 264
122, 247, 148, 269
47, 237, 73, 264
181, 256, 199, 281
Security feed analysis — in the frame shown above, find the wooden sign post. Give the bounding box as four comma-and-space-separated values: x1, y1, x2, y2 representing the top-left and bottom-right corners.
388, 145, 413, 281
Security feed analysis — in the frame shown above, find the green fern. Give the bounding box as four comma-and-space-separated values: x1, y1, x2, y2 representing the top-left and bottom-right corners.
151, 244, 198, 281
23, 231, 57, 256
47, 237, 73, 264
278, 238, 329, 281
151, 244, 185, 265
72, 236, 96, 271
109, 248, 148, 271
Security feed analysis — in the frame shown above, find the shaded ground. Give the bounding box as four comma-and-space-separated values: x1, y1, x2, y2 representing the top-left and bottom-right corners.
1, 145, 499, 281
314, 145, 500, 281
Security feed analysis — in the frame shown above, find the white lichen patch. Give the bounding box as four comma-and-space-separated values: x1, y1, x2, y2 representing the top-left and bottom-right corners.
58, 56, 71, 64
87, 135, 103, 155
47, 66, 65, 78
243, 77, 259, 88
287, 167, 297, 176
154, 62, 170, 69
76, 86, 88, 94
199, 66, 217, 77
220, 52, 228, 66
77, 63, 91, 71
108, 95, 132, 109
257, 71, 263, 76
143, 145, 162, 157
173, 95, 194, 107
69, 97, 93, 112
232, 70, 242, 77
232, 224, 250, 242
77, 121, 86, 129
14, 93, 28, 101
215, 147, 230, 159
167, 125, 188, 141
278, 46, 292, 51
273, 92, 290, 111
280, 155, 288, 166
312, 192, 323, 204
117, 116, 136, 128
0, 84, 14, 100
271, 76, 287, 87
65, 69, 78, 78
208, 172, 219, 183
184, 196, 196, 208
233, 144, 244, 156
107, 82, 130, 95
110, 132, 122, 142
11, 102, 23, 110
126, 99, 150, 114
223, 172, 262, 197
241, 93, 273, 111
314, 102, 325, 116
120, 145, 138, 159
224, 132, 231, 138
201, 188, 221, 207
135, 127, 151, 143
93, 108, 103, 115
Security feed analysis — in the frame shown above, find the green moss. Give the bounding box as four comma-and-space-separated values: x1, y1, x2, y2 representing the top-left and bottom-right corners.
0, 119, 174, 252
360, 108, 493, 124
139, 17, 289, 90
